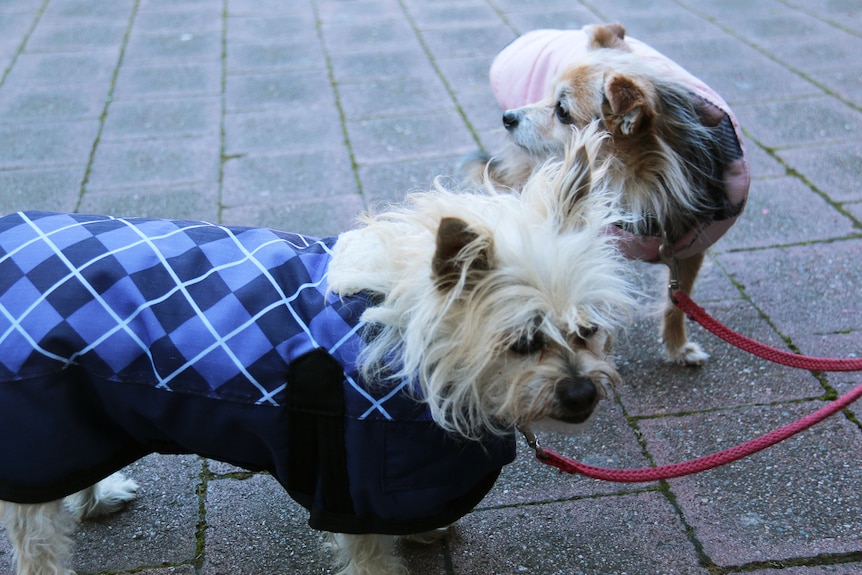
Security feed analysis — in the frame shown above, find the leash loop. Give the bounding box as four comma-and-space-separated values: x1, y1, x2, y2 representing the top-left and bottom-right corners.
517, 424, 548, 459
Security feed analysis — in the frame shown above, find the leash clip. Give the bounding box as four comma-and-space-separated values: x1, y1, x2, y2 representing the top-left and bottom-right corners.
517, 424, 549, 459
659, 232, 680, 302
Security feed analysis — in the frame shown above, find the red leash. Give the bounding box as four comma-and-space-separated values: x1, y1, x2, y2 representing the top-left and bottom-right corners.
524, 291, 862, 483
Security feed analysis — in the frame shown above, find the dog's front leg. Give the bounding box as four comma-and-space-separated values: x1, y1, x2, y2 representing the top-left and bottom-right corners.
1, 499, 77, 575
662, 251, 708, 366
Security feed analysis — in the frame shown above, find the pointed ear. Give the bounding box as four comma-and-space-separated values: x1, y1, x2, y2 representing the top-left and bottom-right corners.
554, 144, 594, 231
586, 22, 627, 50
603, 75, 651, 136
431, 217, 492, 291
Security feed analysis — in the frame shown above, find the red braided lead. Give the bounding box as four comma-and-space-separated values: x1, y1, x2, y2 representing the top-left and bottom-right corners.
672, 291, 862, 372
529, 292, 862, 482
536, 379, 862, 482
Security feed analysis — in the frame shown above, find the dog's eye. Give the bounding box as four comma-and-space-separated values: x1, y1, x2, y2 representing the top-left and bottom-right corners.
510, 331, 546, 355
555, 100, 572, 124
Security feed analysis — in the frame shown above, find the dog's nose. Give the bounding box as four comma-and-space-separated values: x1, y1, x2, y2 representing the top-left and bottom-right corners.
554, 377, 599, 422
502, 110, 520, 131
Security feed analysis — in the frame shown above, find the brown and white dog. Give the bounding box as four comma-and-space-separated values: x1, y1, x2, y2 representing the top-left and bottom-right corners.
463, 23, 749, 366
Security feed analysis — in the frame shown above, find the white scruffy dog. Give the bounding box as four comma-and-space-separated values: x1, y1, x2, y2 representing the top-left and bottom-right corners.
0, 128, 636, 575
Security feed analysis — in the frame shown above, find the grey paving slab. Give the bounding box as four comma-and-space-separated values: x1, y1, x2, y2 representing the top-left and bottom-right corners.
615, 300, 826, 417
112, 61, 223, 99
72, 455, 201, 573
733, 96, 862, 149
449, 491, 709, 575
0, 120, 100, 169
77, 183, 220, 221
347, 112, 477, 164
86, 136, 221, 190
720, 243, 862, 340
778, 141, 862, 204
202, 474, 328, 575
25, 20, 129, 53
1, 1, 862, 574
640, 405, 862, 566
716, 176, 857, 252
225, 70, 335, 113
221, 148, 357, 205
0, 166, 83, 213
224, 110, 345, 156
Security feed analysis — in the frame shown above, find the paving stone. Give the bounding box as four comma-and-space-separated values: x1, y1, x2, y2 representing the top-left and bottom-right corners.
77, 183, 220, 221
25, 20, 129, 53
2, 51, 119, 88
0, 166, 83, 213
320, 18, 421, 56
809, 65, 862, 109
716, 176, 856, 252
113, 61, 223, 99
0, 85, 107, 122
719, 242, 862, 340
221, 193, 365, 239
224, 109, 345, 156
338, 75, 454, 121
778, 141, 862, 203
420, 24, 515, 59
358, 155, 462, 205
87, 136, 220, 190
329, 48, 437, 83
72, 455, 201, 573
347, 112, 477, 164
450, 492, 708, 575
225, 70, 334, 113
749, 566, 862, 575
615, 298, 825, 417
640, 404, 862, 566
732, 96, 862, 149
201, 474, 329, 575
123, 30, 223, 64
100, 97, 221, 141
0, 120, 100, 169
221, 148, 357, 206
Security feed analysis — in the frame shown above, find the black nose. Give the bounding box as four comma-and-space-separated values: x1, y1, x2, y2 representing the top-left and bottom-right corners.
502, 110, 520, 131
555, 377, 599, 422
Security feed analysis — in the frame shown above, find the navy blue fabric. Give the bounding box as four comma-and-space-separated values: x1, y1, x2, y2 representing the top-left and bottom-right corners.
0, 211, 515, 534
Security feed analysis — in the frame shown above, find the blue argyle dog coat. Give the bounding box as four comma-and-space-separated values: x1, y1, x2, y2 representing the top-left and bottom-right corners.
0, 211, 515, 535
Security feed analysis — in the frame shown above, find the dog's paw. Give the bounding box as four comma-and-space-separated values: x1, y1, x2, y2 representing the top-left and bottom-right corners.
667, 341, 709, 366
88, 473, 139, 517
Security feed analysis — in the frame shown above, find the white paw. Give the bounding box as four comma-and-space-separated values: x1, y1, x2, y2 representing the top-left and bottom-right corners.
88, 473, 139, 517
668, 342, 709, 366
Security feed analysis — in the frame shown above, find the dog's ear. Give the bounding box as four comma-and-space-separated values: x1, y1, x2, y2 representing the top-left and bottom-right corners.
602, 75, 651, 136
586, 23, 627, 50
432, 217, 493, 291
555, 145, 593, 230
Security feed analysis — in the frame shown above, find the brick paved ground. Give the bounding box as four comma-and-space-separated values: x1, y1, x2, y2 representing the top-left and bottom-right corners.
1, 0, 861, 574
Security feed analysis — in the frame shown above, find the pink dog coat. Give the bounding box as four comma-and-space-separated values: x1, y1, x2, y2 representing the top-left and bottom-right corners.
490, 28, 749, 261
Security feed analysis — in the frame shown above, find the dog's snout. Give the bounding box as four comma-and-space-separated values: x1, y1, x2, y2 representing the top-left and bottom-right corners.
554, 377, 599, 423
502, 110, 520, 131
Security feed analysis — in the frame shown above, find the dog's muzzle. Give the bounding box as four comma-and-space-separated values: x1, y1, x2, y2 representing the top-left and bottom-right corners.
553, 377, 599, 423
502, 109, 521, 131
